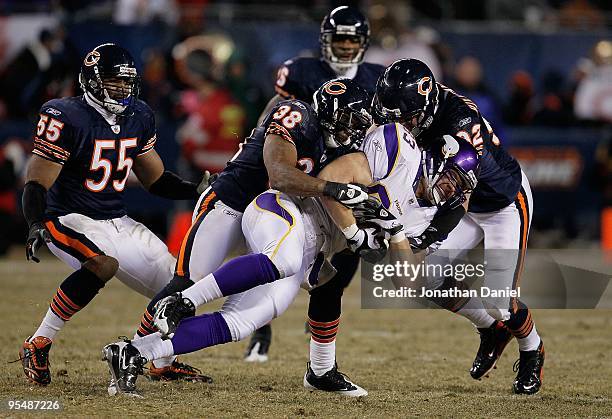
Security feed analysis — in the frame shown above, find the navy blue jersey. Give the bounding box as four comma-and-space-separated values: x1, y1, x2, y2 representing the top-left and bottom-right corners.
419, 84, 522, 213
33, 96, 157, 219
274, 57, 384, 103
212, 100, 326, 212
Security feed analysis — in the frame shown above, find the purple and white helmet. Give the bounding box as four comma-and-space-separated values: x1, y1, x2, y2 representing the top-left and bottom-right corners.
421, 134, 480, 208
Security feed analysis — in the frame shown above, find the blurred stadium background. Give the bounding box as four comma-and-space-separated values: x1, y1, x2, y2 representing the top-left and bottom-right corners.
0, 0, 610, 253
0, 0, 611, 416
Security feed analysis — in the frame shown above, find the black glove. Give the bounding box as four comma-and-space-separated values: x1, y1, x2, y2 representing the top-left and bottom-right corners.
408, 225, 447, 256
323, 181, 369, 207
352, 197, 404, 237
25, 222, 50, 263
346, 227, 388, 263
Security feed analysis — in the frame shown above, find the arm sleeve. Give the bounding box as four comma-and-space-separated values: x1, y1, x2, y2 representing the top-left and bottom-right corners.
148, 170, 198, 200
264, 100, 315, 147
32, 104, 74, 165
137, 103, 157, 156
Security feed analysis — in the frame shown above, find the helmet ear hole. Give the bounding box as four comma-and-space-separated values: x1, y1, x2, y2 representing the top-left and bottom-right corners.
375, 59, 439, 139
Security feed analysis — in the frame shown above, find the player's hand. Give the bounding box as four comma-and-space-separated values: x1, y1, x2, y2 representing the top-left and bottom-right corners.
25, 222, 50, 263
353, 197, 404, 237
408, 236, 442, 256
347, 227, 388, 263
408, 226, 447, 256
323, 181, 369, 207
196, 171, 219, 195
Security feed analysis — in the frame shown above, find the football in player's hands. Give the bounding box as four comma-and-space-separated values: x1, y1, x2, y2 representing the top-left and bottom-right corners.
25, 222, 50, 263
323, 181, 369, 207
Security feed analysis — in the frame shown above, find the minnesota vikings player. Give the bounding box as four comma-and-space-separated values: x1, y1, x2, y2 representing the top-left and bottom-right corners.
103, 80, 395, 397
19, 43, 212, 385
247, 4, 385, 364
374, 59, 544, 395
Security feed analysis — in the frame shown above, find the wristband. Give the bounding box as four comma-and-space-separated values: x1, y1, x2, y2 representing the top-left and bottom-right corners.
342, 223, 359, 239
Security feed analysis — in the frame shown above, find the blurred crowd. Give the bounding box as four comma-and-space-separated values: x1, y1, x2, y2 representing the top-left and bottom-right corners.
0, 0, 610, 253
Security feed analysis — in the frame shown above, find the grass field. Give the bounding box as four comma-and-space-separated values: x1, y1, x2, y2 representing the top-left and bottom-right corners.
1, 256, 611, 417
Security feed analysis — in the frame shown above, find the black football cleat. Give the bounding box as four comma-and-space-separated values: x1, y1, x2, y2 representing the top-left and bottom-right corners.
470, 321, 513, 380
148, 359, 213, 383
19, 336, 52, 386
303, 362, 368, 397
513, 340, 545, 395
244, 324, 272, 363
102, 340, 147, 397
153, 292, 196, 337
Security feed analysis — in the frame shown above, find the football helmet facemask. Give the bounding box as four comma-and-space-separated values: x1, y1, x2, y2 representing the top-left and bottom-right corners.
320, 6, 370, 74
421, 135, 479, 208
313, 78, 373, 151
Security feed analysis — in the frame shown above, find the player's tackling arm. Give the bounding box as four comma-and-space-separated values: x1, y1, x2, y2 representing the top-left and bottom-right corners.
133, 150, 206, 199
263, 134, 368, 205
263, 133, 327, 196
317, 151, 371, 229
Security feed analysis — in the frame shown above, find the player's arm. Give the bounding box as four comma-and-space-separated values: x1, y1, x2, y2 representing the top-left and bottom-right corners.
263, 134, 367, 206
132, 149, 208, 199
317, 152, 408, 262
22, 155, 62, 262
408, 191, 470, 255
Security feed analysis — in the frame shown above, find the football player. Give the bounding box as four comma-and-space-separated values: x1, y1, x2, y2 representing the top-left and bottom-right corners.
109, 118, 479, 398
373, 59, 544, 395
19, 43, 212, 386
103, 79, 394, 396
247, 3, 386, 365
128, 79, 371, 383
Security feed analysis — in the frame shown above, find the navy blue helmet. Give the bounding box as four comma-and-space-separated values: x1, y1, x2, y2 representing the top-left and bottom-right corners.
313, 78, 373, 151
320, 6, 370, 72
79, 43, 140, 115
373, 59, 439, 139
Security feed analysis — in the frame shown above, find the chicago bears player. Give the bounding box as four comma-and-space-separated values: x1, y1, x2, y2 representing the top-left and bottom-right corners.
19, 43, 213, 386
247, 4, 385, 364
301, 121, 481, 396
128, 79, 371, 380
103, 81, 391, 397
373, 59, 544, 395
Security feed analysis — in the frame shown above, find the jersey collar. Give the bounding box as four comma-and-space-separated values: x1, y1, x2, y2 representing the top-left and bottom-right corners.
83, 93, 118, 126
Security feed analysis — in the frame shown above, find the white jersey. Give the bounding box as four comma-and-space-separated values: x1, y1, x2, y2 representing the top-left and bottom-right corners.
360, 123, 437, 236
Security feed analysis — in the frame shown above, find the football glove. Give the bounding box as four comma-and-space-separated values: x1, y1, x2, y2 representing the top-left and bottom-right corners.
25, 222, 50, 263
408, 225, 447, 256
196, 170, 219, 195
352, 197, 404, 238
323, 181, 369, 207
346, 227, 388, 263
